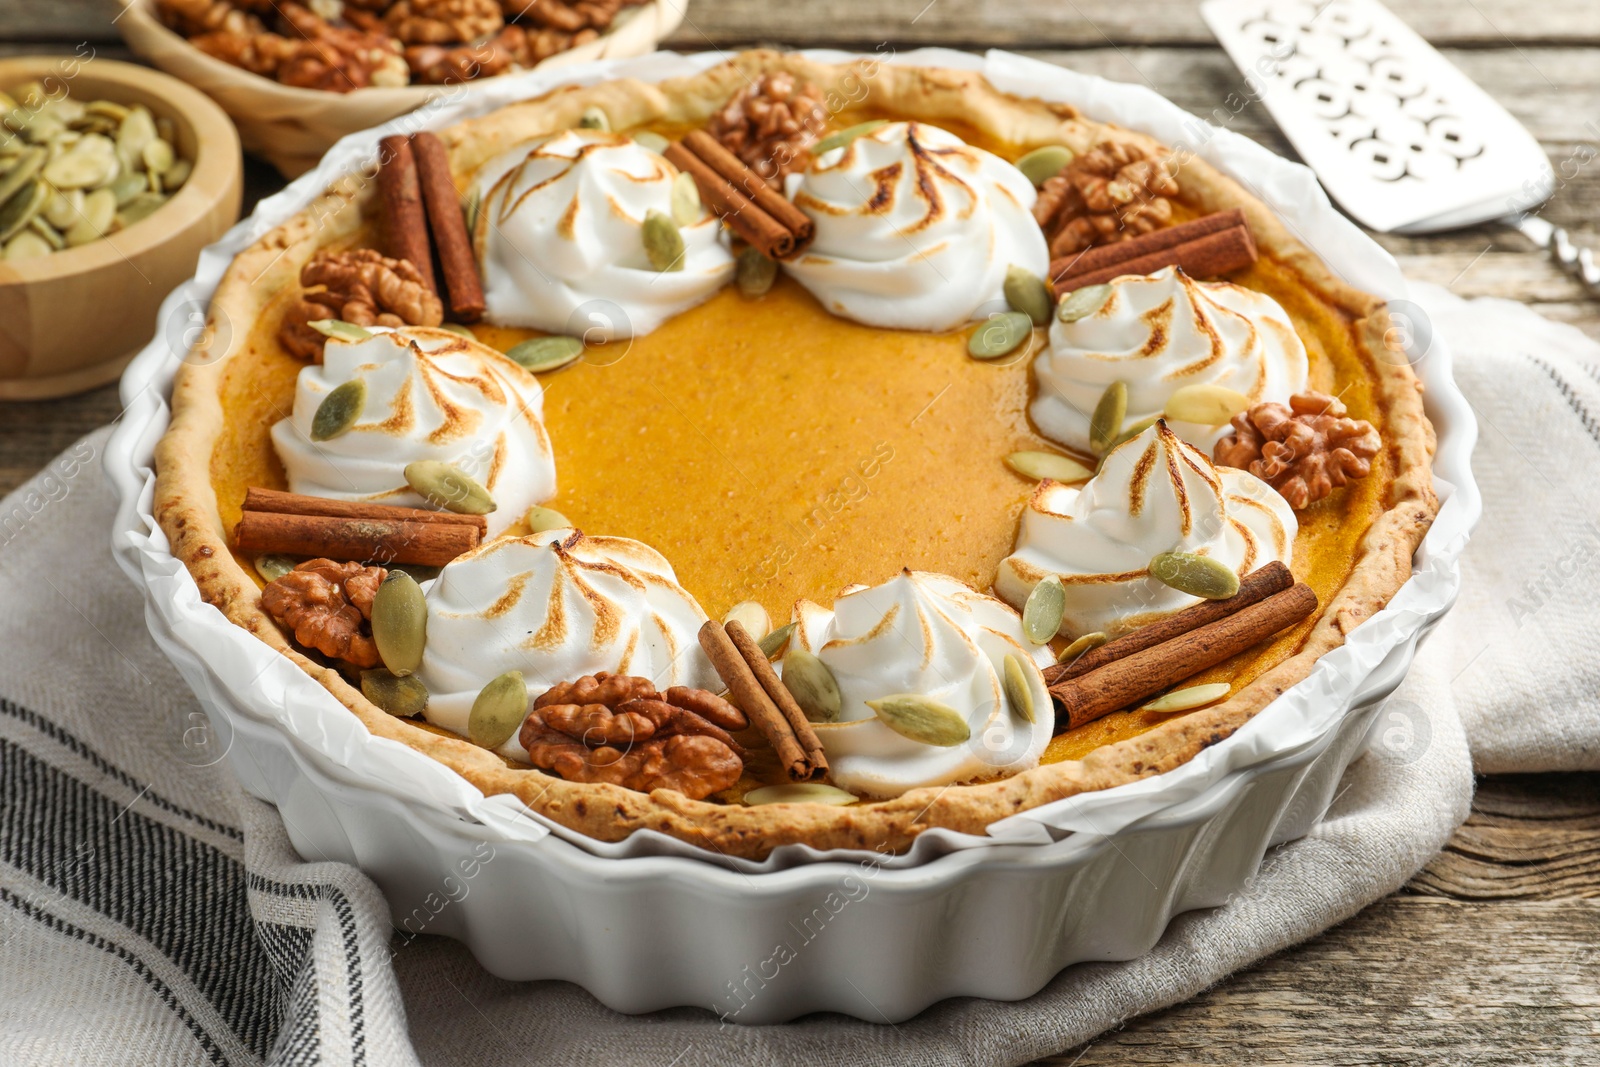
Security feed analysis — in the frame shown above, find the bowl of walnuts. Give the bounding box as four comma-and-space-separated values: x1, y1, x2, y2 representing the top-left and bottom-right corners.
117, 0, 688, 176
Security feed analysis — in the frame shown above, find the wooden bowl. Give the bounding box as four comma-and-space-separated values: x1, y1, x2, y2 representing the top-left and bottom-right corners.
0, 57, 242, 400
116, 0, 689, 177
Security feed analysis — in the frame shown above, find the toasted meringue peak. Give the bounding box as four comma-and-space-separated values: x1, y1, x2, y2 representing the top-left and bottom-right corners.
270, 325, 555, 537
416, 529, 720, 761
1033, 266, 1309, 453
473, 129, 735, 338
789, 570, 1054, 798
996, 422, 1296, 636
783, 122, 1050, 331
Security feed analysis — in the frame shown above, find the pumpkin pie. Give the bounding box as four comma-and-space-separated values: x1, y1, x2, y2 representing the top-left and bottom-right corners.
153, 51, 1437, 859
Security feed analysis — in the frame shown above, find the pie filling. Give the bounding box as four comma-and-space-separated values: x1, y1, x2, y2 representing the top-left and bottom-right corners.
203, 75, 1401, 812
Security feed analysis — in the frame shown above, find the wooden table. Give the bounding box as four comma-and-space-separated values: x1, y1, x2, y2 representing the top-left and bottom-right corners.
3, 3, 1597, 1061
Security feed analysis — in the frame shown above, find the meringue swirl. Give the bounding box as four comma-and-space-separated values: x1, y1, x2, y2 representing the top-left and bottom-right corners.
270, 326, 555, 538
416, 529, 720, 761
996, 422, 1296, 636
788, 571, 1054, 798
1032, 266, 1309, 453
473, 129, 735, 338
783, 122, 1050, 332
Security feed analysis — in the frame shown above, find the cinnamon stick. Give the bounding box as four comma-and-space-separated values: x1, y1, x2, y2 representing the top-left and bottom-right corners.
378, 134, 437, 295
682, 131, 815, 243
410, 131, 485, 323
1043, 560, 1293, 686
1049, 209, 1257, 294
699, 621, 822, 781
662, 134, 814, 260
243, 487, 486, 533
1049, 582, 1317, 730
235, 510, 479, 566
725, 619, 828, 777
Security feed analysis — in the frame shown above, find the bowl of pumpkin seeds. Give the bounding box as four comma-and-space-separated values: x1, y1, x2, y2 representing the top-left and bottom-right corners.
0, 57, 241, 400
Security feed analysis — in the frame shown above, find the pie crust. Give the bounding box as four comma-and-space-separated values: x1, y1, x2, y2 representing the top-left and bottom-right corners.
153, 51, 1438, 859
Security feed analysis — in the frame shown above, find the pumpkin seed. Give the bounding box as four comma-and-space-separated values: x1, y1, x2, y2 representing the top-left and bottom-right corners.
468, 670, 527, 748
65, 187, 115, 246
811, 119, 887, 155
1014, 144, 1075, 186
758, 621, 797, 659
116, 107, 156, 165
404, 460, 496, 516
967, 310, 1034, 360
462, 187, 479, 234
310, 379, 365, 441
576, 106, 609, 131
781, 648, 841, 723
1148, 550, 1240, 600
43, 144, 116, 190
0, 146, 45, 206
308, 319, 373, 343
142, 137, 174, 177
867, 694, 971, 747
1089, 380, 1128, 455
523, 505, 570, 533
505, 335, 583, 373
642, 209, 684, 272
722, 600, 770, 641
361, 669, 429, 718
1005, 450, 1093, 483
1022, 575, 1066, 644
372, 570, 427, 676
162, 157, 192, 192
3, 229, 50, 259
109, 171, 147, 207
1140, 682, 1231, 713
743, 783, 859, 806
27, 216, 63, 250
736, 244, 777, 297
43, 186, 80, 228
116, 192, 166, 228
436, 322, 475, 339
1002, 653, 1036, 724
253, 554, 297, 582
631, 130, 670, 153
1057, 630, 1108, 663
0, 179, 46, 241
1163, 383, 1253, 426
670, 169, 702, 225
85, 100, 129, 123
1004, 264, 1053, 326
1056, 282, 1113, 323
1104, 413, 1162, 455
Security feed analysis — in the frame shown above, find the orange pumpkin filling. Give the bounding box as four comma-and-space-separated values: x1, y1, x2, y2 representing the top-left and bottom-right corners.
210, 208, 1389, 772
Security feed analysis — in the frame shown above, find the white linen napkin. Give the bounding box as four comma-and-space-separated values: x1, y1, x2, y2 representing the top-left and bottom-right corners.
1, 285, 1594, 1064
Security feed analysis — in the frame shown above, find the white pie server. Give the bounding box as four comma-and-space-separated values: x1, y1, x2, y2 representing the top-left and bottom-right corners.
1202, 0, 1598, 294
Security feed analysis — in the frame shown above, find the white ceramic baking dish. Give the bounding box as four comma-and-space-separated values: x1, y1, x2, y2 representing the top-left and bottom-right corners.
104, 49, 1480, 1023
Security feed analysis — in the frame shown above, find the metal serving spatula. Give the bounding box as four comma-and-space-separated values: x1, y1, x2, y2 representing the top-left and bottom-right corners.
1201, 0, 1600, 296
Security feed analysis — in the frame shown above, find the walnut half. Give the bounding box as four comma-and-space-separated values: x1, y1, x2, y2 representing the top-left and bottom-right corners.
1033, 140, 1181, 258
518, 672, 747, 799
260, 559, 387, 669
1214, 391, 1382, 509
279, 248, 444, 360
706, 72, 829, 189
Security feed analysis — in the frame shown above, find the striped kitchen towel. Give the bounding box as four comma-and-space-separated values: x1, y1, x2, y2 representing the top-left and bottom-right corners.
0, 426, 417, 1067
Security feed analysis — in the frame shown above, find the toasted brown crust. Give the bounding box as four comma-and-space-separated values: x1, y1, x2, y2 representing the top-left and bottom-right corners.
153, 51, 1438, 859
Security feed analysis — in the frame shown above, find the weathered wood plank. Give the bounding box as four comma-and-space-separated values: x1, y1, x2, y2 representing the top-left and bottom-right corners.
1039, 897, 1600, 1065
662, 0, 1600, 48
